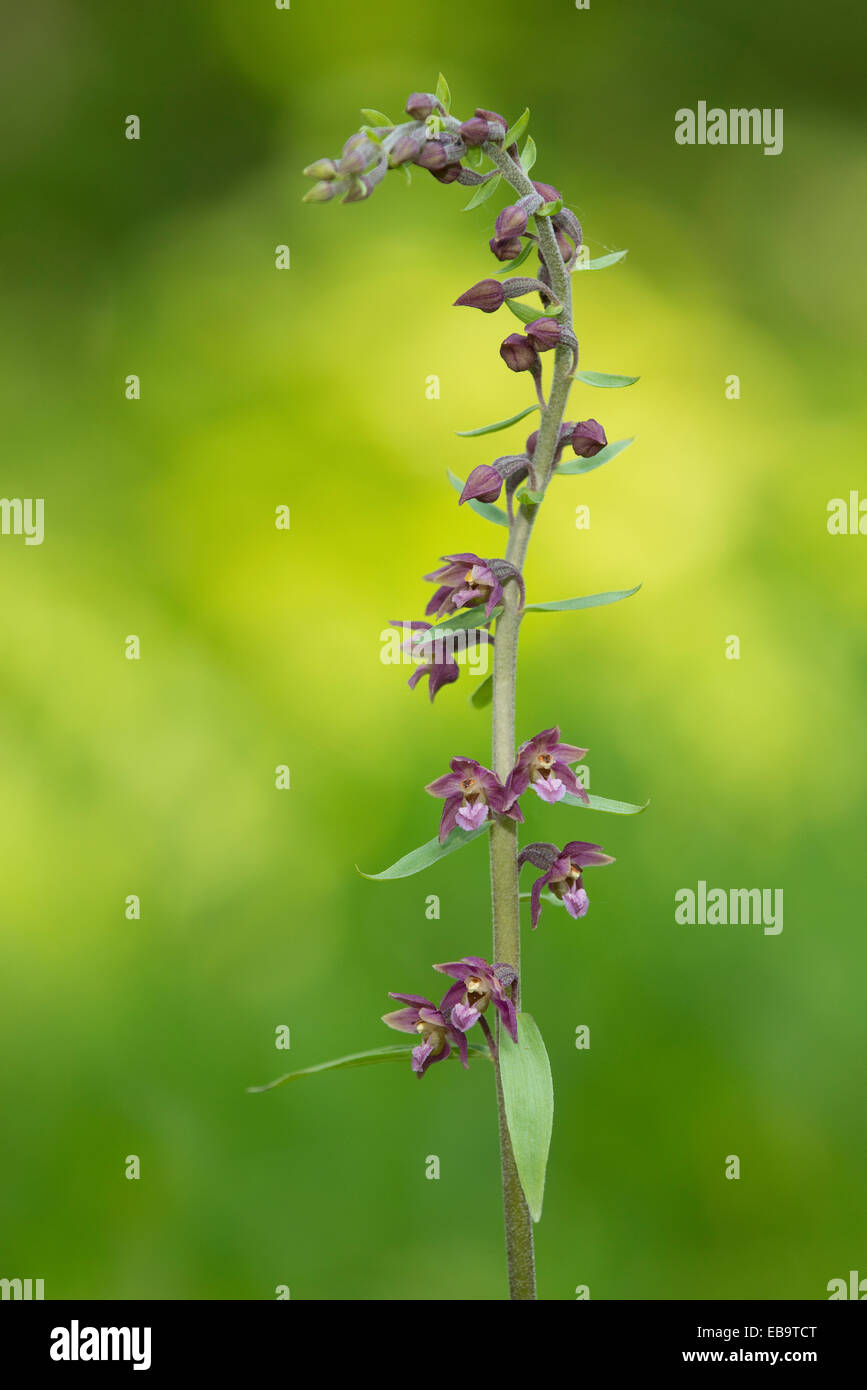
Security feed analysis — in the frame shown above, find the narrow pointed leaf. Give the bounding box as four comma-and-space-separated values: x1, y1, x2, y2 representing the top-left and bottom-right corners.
456, 403, 538, 437
520, 135, 537, 172
505, 108, 530, 147
573, 249, 629, 271
465, 144, 485, 170
498, 1012, 553, 1223
506, 299, 563, 325
556, 436, 635, 476
524, 585, 641, 614
572, 370, 639, 388
447, 470, 509, 526
360, 108, 393, 127
463, 173, 501, 211
435, 73, 451, 113
407, 603, 498, 647
248, 1043, 491, 1092
359, 822, 491, 880
469, 673, 493, 709
563, 791, 649, 814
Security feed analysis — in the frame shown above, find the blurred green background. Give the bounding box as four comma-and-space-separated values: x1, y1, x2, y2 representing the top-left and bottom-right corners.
1, 0, 865, 1301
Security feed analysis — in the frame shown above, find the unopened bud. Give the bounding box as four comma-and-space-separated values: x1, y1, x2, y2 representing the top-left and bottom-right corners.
525, 317, 562, 352
415, 140, 449, 171
460, 465, 504, 505
532, 180, 561, 204
459, 117, 490, 147
454, 279, 506, 313
571, 420, 608, 457
302, 180, 339, 204
489, 235, 524, 262
406, 92, 438, 120
303, 158, 339, 181
474, 108, 508, 140
500, 333, 539, 373
430, 162, 462, 183
495, 204, 529, 239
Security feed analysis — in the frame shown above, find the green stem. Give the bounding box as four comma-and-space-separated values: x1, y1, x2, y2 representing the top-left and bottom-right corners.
484, 141, 574, 1302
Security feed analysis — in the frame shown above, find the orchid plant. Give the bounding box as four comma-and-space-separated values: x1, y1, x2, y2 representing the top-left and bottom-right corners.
251, 77, 647, 1301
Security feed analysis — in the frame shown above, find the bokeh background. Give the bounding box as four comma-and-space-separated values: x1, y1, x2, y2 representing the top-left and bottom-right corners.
1, 0, 865, 1301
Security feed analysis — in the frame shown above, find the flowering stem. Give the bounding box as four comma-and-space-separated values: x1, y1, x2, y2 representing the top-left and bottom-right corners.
485, 142, 574, 1301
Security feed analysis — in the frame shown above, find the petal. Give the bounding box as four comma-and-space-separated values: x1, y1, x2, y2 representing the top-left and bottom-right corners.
530, 871, 551, 928
563, 886, 590, 918
426, 772, 459, 798
563, 840, 616, 868
381, 1007, 421, 1034
438, 794, 463, 843
451, 1002, 480, 1032
456, 800, 489, 832
532, 776, 565, 804
494, 995, 519, 1043
552, 741, 587, 763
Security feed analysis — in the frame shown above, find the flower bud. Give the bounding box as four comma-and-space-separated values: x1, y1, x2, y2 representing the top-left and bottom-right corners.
303, 158, 339, 181
405, 92, 438, 120
389, 134, 423, 166
459, 117, 490, 147
430, 162, 462, 183
460, 465, 504, 505
495, 204, 529, 239
453, 279, 506, 313
341, 176, 373, 203
571, 420, 608, 457
525, 317, 562, 352
414, 140, 449, 171
302, 180, 340, 204
489, 235, 524, 262
500, 333, 539, 373
532, 180, 561, 204
474, 108, 508, 140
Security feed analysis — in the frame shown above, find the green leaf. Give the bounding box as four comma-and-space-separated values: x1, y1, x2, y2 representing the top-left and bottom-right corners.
360, 108, 393, 127
435, 73, 451, 113
563, 791, 649, 814
572, 370, 639, 388
555, 436, 635, 476
505, 299, 563, 326
463, 173, 502, 211
493, 239, 535, 275
505, 108, 530, 147
573, 249, 629, 271
359, 823, 491, 881
465, 143, 485, 170
408, 604, 498, 646
447, 469, 509, 527
524, 585, 641, 614
401, 163, 412, 187
469, 673, 493, 709
248, 1044, 491, 1092
535, 198, 563, 217
455, 403, 538, 437
498, 1013, 553, 1223
520, 135, 537, 172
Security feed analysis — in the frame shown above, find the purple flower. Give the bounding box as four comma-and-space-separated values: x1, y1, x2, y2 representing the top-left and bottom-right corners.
391, 619, 493, 702
435, 957, 518, 1042
426, 757, 521, 842
506, 726, 590, 806
571, 420, 607, 457
518, 841, 615, 928
382, 993, 468, 1075
425, 551, 519, 620
459, 464, 505, 504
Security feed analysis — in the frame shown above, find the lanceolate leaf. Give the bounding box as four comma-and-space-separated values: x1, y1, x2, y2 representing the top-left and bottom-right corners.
524, 585, 641, 614
573, 249, 629, 271
407, 603, 499, 646
563, 791, 649, 814
248, 1044, 491, 1093
470, 673, 493, 708
456, 403, 538, 437
520, 134, 537, 172
572, 370, 639, 388
447, 469, 509, 526
359, 822, 491, 880
505, 108, 530, 147
498, 1013, 553, 1223
505, 299, 563, 326
463, 173, 501, 211
435, 72, 451, 113
555, 436, 635, 476
360, 108, 393, 127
